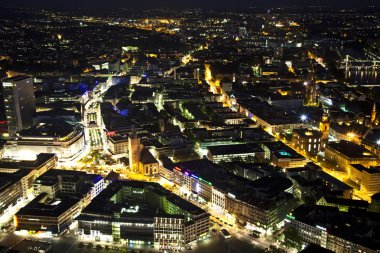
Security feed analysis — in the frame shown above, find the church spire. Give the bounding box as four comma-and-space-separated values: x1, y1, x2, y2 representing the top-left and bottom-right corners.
371, 102, 377, 124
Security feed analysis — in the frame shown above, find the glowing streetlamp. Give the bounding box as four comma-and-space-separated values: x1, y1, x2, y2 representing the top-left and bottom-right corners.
347, 132, 356, 139
300, 114, 308, 122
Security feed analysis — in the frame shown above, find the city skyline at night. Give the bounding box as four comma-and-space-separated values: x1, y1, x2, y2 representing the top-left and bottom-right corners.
0, 2, 379, 253
0, 0, 379, 9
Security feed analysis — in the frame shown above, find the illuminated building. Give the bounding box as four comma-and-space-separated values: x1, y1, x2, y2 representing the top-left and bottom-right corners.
325, 141, 379, 173
107, 134, 129, 155
33, 169, 104, 200
259, 65, 280, 77
287, 205, 380, 253
0, 170, 28, 216
206, 144, 264, 163
318, 170, 353, 199
319, 111, 330, 149
193, 68, 201, 83
266, 94, 304, 109
329, 122, 369, 144
33, 108, 80, 124
15, 170, 103, 235
122, 46, 139, 53
226, 188, 295, 230
3, 119, 85, 161
0, 85, 5, 124
292, 129, 322, 156
273, 45, 283, 60
228, 162, 279, 182
261, 142, 307, 168
92, 60, 120, 73
348, 164, 380, 195
239, 100, 306, 135
316, 196, 368, 212
139, 149, 159, 176
362, 128, 380, 156
0, 153, 57, 197
104, 122, 144, 156
0, 144, 3, 160
15, 192, 83, 236
1, 76, 36, 137
154, 216, 184, 251
40, 93, 83, 104
371, 102, 377, 125
171, 159, 296, 231
193, 127, 275, 150
76, 181, 209, 250
304, 63, 318, 106
287, 164, 354, 201
158, 156, 174, 181
128, 131, 141, 172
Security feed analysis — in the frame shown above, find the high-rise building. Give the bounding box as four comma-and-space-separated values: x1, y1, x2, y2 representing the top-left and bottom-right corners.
0, 84, 5, 122
128, 131, 141, 171
2, 76, 36, 137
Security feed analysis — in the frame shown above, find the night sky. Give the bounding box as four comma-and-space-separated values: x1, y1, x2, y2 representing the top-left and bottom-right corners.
0, 0, 377, 9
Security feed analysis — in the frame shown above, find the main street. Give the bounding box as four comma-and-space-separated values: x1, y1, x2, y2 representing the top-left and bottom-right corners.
0, 227, 262, 253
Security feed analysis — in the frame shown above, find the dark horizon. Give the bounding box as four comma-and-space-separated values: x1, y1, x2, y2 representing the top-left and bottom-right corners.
0, 0, 378, 10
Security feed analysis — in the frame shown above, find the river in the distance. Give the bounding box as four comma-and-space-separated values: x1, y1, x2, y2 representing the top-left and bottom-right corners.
346, 67, 380, 85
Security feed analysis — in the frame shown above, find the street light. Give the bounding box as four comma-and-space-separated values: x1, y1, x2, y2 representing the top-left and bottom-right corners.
347, 133, 356, 141
377, 139, 380, 146
300, 114, 308, 122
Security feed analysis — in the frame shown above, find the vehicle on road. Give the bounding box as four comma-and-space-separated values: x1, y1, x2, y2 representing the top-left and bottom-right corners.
250, 233, 260, 238
220, 228, 231, 239
251, 230, 261, 238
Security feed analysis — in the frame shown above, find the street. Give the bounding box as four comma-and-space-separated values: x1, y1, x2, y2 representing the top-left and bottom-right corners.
0, 230, 261, 253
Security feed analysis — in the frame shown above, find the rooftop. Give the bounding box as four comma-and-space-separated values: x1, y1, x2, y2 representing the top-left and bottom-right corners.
293, 128, 322, 138
350, 164, 380, 174
16, 193, 82, 217
80, 180, 206, 220
327, 141, 378, 159
19, 119, 78, 138
292, 205, 380, 251
35, 169, 103, 185
207, 143, 263, 156
320, 196, 369, 209
174, 159, 295, 209
0, 170, 29, 193
140, 149, 158, 165
263, 142, 305, 159
0, 153, 57, 170
2, 75, 30, 83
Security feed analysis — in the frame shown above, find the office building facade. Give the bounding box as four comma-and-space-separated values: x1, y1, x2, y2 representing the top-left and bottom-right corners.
2, 76, 36, 137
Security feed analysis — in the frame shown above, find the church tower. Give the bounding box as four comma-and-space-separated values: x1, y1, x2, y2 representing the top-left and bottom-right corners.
371, 102, 377, 125
128, 130, 141, 172
304, 63, 318, 106
319, 111, 330, 149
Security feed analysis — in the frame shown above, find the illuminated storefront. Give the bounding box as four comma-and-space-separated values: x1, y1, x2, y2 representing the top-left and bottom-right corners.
4, 120, 85, 161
